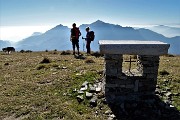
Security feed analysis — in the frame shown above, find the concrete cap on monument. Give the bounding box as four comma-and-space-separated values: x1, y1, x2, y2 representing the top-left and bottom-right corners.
99, 40, 170, 55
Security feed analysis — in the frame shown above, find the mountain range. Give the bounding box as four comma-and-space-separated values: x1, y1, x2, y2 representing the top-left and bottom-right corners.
145, 25, 180, 38
0, 20, 180, 55
0, 40, 11, 49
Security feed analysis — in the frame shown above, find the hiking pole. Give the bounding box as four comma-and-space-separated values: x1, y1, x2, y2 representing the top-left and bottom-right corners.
82, 37, 86, 52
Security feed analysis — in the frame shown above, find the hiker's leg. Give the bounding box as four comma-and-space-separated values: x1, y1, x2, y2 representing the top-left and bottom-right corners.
89, 43, 91, 54
86, 41, 91, 54
86, 42, 88, 53
76, 40, 80, 55
72, 41, 75, 55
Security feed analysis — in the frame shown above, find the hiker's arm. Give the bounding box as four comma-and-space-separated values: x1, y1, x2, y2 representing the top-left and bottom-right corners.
70, 35, 72, 41
79, 31, 81, 36
82, 37, 87, 40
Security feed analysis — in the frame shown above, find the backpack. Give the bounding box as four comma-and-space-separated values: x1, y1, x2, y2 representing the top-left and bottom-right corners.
89, 31, 95, 41
75, 28, 81, 39
71, 27, 81, 39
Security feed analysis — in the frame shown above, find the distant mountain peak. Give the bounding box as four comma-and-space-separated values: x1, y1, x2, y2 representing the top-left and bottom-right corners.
89, 20, 124, 28
93, 20, 106, 24
90, 20, 113, 27
50, 24, 68, 31
53, 24, 64, 28
31, 32, 42, 36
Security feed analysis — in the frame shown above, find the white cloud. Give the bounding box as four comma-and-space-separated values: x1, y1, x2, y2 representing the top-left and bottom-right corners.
0, 26, 53, 42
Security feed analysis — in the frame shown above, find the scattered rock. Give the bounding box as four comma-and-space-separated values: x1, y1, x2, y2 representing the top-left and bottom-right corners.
62, 66, 67, 69
80, 85, 88, 91
90, 97, 98, 107
77, 95, 84, 103
73, 88, 77, 92
105, 110, 112, 115
89, 86, 96, 92
86, 92, 93, 99
165, 92, 172, 98
77, 90, 84, 94
63, 93, 67, 96
108, 114, 116, 120
82, 81, 89, 87
96, 87, 101, 93
76, 73, 82, 76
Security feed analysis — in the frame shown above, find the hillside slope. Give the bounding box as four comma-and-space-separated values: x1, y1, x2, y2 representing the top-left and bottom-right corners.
0, 51, 179, 119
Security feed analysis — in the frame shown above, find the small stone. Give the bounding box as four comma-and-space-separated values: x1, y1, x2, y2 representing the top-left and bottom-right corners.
76, 73, 82, 76
77, 90, 84, 94
161, 90, 167, 94
90, 97, 97, 107
170, 105, 175, 108
89, 84, 93, 87
164, 100, 172, 105
89, 86, 96, 92
96, 87, 101, 92
94, 84, 98, 88
82, 81, 89, 87
80, 85, 88, 91
173, 93, 179, 96
156, 85, 160, 88
77, 95, 84, 103
163, 79, 169, 83
107, 114, 116, 120
86, 92, 93, 99
165, 92, 172, 97
105, 110, 112, 115
155, 89, 160, 94
62, 66, 67, 69
73, 88, 77, 92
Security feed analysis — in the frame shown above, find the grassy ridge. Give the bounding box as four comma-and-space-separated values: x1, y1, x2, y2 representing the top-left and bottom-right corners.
0, 51, 179, 119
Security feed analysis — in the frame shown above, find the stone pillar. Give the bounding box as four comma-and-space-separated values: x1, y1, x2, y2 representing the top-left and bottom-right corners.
137, 55, 160, 93
105, 54, 123, 79
104, 54, 123, 102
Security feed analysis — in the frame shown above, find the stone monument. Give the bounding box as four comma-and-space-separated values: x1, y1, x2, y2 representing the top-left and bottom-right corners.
99, 40, 170, 103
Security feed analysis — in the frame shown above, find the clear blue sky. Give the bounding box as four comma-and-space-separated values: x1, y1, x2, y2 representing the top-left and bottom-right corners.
0, 0, 180, 27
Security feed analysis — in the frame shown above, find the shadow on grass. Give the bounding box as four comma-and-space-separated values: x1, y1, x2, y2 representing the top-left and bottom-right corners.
106, 95, 180, 120
74, 54, 86, 60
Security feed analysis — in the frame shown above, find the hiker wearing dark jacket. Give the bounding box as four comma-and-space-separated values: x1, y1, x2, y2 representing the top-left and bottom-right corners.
70, 23, 81, 55
85, 27, 91, 54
